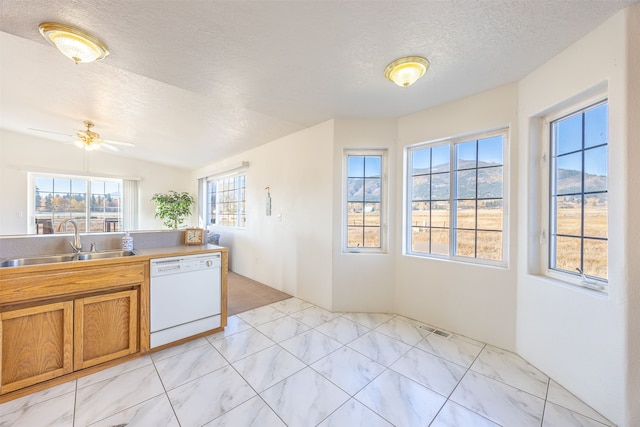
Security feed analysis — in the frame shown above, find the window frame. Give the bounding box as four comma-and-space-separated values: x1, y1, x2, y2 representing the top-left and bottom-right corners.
205, 173, 246, 229
542, 95, 609, 291
342, 149, 388, 254
29, 172, 123, 233
404, 128, 509, 267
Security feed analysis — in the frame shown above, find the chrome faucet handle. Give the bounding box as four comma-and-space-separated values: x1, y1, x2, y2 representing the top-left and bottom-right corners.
90, 242, 97, 252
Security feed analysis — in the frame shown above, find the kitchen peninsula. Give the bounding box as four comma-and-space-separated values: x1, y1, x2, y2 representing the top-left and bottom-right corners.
0, 232, 227, 403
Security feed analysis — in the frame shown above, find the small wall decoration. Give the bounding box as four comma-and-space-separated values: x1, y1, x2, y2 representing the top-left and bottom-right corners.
265, 186, 272, 216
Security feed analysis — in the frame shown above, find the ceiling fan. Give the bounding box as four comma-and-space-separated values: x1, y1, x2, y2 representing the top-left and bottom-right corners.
29, 120, 135, 152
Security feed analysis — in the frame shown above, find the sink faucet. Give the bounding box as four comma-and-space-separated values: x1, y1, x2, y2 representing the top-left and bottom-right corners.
57, 219, 83, 253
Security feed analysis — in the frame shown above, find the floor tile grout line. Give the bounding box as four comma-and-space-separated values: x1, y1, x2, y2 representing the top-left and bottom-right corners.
467, 361, 552, 402
540, 377, 551, 427
209, 356, 284, 427
542, 380, 615, 426
212, 325, 278, 364
347, 365, 410, 427
0, 381, 75, 420
228, 310, 343, 426
425, 365, 503, 426
157, 325, 273, 426
78, 385, 168, 426
406, 329, 457, 426
148, 356, 184, 426
229, 309, 397, 424
72, 379, 78, 427
317, 318, 441, 424
254, 393, 290, 427
439, 342, 495, 425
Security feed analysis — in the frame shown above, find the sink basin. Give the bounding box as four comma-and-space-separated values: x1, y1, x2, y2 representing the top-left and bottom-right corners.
77, 250, 138, 260
0, 250, 138, 268
0, 254, 78, 267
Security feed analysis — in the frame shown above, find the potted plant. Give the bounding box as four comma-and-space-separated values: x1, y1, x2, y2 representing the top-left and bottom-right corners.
151, 190, 195, 229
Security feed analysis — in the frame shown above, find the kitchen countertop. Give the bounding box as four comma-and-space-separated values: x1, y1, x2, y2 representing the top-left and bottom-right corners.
136, 244, 226, 258
0, 244, 228, 272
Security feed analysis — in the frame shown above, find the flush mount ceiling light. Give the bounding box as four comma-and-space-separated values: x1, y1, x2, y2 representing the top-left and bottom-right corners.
384, 56, 430, 88
39, 22, 109, 64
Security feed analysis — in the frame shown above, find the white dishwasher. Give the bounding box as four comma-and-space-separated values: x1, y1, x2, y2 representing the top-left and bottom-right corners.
150, 253, 221, 348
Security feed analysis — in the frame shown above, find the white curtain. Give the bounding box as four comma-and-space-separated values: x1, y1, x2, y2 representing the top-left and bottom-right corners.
122, 179, 139, 231
198, 177, 206, 228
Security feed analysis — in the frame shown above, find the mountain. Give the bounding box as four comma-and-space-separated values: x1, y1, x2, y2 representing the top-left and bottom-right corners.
348, 178, 380, 202
412, 160, 503, 200
412, 160, 606, 200
556, 168, 607, 195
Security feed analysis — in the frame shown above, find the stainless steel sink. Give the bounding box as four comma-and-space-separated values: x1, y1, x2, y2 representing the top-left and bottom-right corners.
77, 250, 138, 260
0, 250, 138, 268
0, 254, 78, 267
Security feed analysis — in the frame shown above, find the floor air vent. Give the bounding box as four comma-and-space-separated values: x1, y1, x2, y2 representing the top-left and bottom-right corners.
417, 325, 451, 338
433, 329, 452, 338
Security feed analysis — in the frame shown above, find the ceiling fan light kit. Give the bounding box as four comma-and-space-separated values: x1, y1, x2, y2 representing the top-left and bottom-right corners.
39, 22, 109, 64
75, 120, 103, 150
384, 56, 430, 88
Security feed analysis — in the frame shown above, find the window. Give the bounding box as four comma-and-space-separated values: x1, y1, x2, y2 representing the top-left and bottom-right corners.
406, 129, 506, 264
549, 100, 608, 283
344, 150, 386, 252
31, 173, 122, 233
206, 174, 246, 227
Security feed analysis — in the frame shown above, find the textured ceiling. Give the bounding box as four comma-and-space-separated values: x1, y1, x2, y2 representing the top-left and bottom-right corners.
0, 0, 637, 169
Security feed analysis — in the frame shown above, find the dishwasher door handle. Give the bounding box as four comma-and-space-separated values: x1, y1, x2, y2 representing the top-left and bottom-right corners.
156, 265, 181, 273
152, 258, 184, 264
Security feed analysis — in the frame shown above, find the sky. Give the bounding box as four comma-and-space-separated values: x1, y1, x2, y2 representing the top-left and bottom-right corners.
553, 102, 608, 177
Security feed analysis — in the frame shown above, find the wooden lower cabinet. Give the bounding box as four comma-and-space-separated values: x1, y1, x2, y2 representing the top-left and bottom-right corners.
74, 289, 138, 370
0, 301, 73, 394
1, 288, 139, 394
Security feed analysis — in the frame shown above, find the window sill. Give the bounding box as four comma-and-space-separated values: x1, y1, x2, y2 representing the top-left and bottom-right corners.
537, 272, 609, 296
402, 252, 508, 269
342, 249, 388, 255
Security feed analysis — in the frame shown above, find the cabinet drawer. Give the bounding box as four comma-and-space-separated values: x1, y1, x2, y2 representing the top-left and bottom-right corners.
0, 263, 145, 305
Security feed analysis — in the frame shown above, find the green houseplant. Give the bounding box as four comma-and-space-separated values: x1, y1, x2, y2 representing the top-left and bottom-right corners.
151, 190, 195, 229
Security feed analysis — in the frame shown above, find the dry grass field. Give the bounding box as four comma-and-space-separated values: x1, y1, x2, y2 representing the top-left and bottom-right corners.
410, 207, 503, 259
409, 203, 607, 279
347, 209, 381, 247
554, 205, 607, 279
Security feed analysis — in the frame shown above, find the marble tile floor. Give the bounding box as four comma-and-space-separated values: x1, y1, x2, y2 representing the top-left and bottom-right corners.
1, 297, 615, 427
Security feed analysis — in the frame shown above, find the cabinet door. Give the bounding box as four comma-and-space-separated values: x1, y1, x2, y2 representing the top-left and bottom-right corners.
0, 301, 73, 394
74, 289, 138, 370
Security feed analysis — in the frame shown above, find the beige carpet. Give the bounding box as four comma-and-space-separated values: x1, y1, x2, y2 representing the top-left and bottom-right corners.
227, 271, 292, 316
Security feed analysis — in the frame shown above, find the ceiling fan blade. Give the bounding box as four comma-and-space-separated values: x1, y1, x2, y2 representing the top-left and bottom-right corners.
28, 128, 73, 137
101, 143, 121, 152
29, 121, 133, 152
103, 139, 135, 147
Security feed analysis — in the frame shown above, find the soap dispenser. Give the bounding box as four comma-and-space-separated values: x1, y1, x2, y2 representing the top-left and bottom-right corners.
121, 231, 134, 250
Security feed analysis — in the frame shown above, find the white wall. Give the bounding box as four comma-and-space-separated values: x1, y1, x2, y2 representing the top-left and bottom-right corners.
394, 83, 519, 351
331, 119, 397, 313
0, 129, 192, 234
625, 5, 640, 425
193, 121, 335, 309
517, 8, 637, 425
